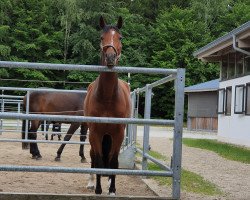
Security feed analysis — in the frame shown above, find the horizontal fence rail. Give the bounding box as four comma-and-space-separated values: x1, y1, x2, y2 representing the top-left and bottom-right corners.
136, 148, 171, 171
0, 165, 173, 177
0, 95, 24, 99
0, 112, 175, 126
0, 61, 177, 75
0, 87, 87, 93
0, 139, 89, 145
137, 74, 176, 93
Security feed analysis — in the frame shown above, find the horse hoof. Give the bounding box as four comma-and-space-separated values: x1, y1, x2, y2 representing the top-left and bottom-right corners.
36, 155, 42, 160
31, 155, 36, 159
81, 158, 87, 163
109, 192, 116, 196
55, 157, 61, 162
86, 185, 95, 190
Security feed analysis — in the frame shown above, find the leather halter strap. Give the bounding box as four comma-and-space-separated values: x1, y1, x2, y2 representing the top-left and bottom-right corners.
100, 44, 121, 61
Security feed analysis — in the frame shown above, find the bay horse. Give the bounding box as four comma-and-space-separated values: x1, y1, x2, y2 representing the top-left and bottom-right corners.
84, 16, 131, 195
21, 91, 88, 162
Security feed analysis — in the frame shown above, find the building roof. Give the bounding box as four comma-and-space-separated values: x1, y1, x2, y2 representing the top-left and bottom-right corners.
193, 21, 250, 61
184, 79, 219, 93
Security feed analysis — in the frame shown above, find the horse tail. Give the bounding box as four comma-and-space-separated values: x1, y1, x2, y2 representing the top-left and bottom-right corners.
102, 134, 112, 168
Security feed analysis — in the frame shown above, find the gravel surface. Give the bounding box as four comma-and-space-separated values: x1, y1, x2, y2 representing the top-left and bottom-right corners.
138, 132, 250, 200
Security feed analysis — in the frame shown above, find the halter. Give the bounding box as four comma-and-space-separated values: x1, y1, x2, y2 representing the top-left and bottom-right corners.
100, 43, 121, 62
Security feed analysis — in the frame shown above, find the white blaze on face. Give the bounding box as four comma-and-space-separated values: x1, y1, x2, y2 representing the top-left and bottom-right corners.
110, 30, 116, 45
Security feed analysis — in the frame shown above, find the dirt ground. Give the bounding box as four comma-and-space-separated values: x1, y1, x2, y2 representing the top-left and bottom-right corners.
0, 132, 156, 197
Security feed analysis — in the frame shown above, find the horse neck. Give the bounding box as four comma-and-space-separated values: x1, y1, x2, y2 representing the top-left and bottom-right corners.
97, 57, 119, 101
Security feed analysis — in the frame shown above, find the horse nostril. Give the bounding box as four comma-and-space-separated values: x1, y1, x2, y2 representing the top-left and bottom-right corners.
106, 54, 116, 64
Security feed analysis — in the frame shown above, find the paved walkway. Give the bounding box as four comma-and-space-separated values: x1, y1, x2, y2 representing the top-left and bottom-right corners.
136, 126, 217, 139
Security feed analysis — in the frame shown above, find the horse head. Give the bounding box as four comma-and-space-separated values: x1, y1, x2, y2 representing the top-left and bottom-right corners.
100, 16, 123, 68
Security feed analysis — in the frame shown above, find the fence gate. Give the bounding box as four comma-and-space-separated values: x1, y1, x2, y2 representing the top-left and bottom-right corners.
0, 60, 185, 200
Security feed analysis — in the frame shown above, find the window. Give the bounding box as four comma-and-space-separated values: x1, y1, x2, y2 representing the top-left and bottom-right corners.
217, 89, 225, 114
234, 85, 245, 114
228, 53, 235, 78
236, 52, 244, 77
225, 87, 232, 115
246, 83, 250, 115
221, 55, 228, 80
245, 55, 250, 75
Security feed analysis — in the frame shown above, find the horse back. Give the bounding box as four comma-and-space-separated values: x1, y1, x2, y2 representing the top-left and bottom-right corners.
23, 91, 86, 115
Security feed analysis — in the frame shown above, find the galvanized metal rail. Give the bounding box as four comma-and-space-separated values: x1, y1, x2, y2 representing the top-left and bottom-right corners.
0, 61, 185, 200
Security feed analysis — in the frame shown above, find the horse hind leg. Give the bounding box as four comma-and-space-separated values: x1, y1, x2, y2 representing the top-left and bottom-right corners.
55, 122, 80, 161
79, 123, 88, 163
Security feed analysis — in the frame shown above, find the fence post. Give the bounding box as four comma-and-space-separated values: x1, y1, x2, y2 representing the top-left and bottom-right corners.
25, 91, 30, 140
128, 91, 136, 146
17, 102, 21, 131
0, 94, 4, 135
172, 68, 185, 199
142, 84, 152, 170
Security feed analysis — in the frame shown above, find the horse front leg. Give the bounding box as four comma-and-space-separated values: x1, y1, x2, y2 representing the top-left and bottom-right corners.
87, 148, 103, 194
55, 122, 80, 161
79, 123, 88, 163
94, 153, 104, 194
95, 174, 102, 194
108, 153, 119, 195
29, 120, 42, 160
87, 148, 95, 190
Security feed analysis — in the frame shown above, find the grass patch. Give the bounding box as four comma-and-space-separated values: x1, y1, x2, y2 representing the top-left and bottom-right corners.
183, 139, 250, 164
148, 162, 222, 195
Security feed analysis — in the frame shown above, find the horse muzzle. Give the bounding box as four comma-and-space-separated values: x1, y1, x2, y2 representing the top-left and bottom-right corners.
106, 53, 117, 68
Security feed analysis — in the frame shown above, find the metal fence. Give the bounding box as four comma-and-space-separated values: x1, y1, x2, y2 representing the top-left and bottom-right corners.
0, 61, 185, 199
0, 87, 84, 138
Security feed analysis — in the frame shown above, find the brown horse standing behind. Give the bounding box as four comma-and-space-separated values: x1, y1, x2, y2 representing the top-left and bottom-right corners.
84, 16, 131, 195
22, 91, 88, 162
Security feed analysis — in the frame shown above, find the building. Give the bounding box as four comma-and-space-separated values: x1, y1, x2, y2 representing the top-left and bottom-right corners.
193, 21, 250, 147
185, 79, 219, 131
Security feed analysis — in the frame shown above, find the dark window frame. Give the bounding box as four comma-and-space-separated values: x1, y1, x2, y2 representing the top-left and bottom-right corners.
244, 55, 250, 76
234, 84, 245, 114
217, 88, 225, 114
225, 86, 232, 116
246, 82, 250, 115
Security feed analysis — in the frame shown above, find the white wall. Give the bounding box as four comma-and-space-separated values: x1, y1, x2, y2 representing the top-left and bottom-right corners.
218, 75, 250, 147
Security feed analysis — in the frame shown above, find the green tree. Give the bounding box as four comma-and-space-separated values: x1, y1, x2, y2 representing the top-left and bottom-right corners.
147, 7, 219, 118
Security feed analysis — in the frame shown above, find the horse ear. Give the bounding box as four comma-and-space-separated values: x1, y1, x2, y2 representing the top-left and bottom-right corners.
100, 16, 106, 29
117, 16, 123, 29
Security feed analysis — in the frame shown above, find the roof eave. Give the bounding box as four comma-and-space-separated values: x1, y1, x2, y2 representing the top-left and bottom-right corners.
193, 21, 250, 58
184, 89, 218, 93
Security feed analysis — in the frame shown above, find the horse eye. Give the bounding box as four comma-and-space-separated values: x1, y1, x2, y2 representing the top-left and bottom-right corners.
119, 37, 123, 40
101, 36, 104, 40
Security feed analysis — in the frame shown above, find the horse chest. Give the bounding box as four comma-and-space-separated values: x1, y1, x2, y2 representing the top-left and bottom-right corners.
91, 101, 126, 118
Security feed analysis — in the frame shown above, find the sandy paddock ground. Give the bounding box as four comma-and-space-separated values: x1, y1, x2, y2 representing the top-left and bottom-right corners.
0, 132, 156, 197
